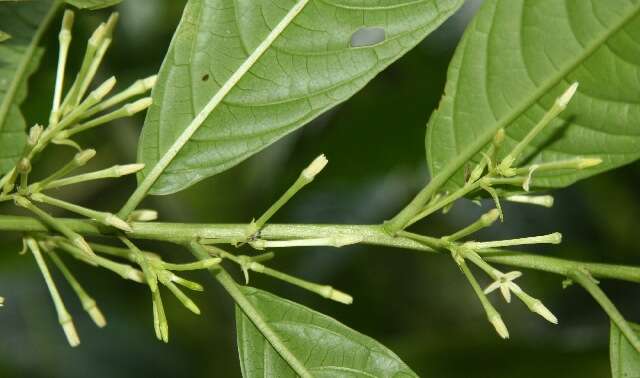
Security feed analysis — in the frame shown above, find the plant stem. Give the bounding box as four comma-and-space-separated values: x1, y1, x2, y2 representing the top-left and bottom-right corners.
1, 215, 639, 284
570, 269, 640, 353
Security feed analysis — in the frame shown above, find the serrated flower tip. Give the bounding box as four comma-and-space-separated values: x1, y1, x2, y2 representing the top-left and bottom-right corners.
302, 154, 328, 180
557, 82, 579, 109
577, 157, 603, 169
532, 301, 558, 324
116, 163, 145, 176
125, 97, 152, 115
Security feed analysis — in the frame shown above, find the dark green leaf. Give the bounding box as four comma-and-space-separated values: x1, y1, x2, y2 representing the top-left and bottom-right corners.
64, 0, 122, 10
0, 0, 53, 174
426, 0, 640, 192
138, 0, 464, 195
611, 321, 640, 378
236, 286, 418, 378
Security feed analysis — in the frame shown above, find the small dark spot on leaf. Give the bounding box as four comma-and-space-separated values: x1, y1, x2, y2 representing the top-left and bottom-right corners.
350, 27, 386, 48
201, 74, 209, 82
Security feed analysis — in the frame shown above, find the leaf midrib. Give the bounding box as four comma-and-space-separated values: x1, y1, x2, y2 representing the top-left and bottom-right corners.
431, 1, 640, 190
0, 2, 60, 132
120, 0, 313, 216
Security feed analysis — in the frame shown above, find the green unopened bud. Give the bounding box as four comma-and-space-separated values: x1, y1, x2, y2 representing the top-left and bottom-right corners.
301, 154, 328, 181
61, 314, 81, 347
556, 82, 579, 110
532, 300, 558, 324
576, 157, 602, 169
142, 75, 157, 89
17, 158, 31, 174
88, 23, 107, 48
104, 214, 133, 232
116, 163, 145, 176
493, 128, 505, 147
74, 149, 96, 166
90, 77, 116, 102
0, 296, 4, 307
83, 298, 107, 328
14, 195, 31, 208
481, 209, 500, 226
506, 195, 555, 208
124, 97, 152, 115
324, 287, 353, 305
489, 312, 509, 339
128, 209, 158, 222
61, 10, 74, 32
27, 124, 43, 146
0, 31, 10, 42
71, 235, 94, 257
103, 12, 119, 39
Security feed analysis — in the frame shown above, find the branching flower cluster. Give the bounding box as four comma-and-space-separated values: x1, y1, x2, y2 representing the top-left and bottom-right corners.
3, 7, 640, 375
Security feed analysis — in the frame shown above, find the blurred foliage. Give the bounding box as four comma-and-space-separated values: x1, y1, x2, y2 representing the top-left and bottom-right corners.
1, 0, 640, 377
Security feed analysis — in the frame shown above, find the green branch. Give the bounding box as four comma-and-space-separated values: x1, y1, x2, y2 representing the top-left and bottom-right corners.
1, 215, 639, 284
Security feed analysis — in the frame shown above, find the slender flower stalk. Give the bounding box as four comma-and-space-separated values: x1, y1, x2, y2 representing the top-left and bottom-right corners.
83, 75, 157, 118
51, 10, 74, 125
48, 251, 107, 327
497, 83, 579, 175
26, 238, 80, 347
452, 250, 509, 339
443, 209, 500, 242
58, 97, 152, 139
464, 233, 562, 250
245, 154, 328, 238
249, 235, 362, 249
30, 192, 132, 232
15, 196, 94, 257
29, 149, 96, 192
42, 163, 144, 190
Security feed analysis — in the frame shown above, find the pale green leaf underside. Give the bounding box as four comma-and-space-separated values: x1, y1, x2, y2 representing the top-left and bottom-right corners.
139, 0, 464, 195
0, 1, 49, 174
236, 286, 417, 378
426, 0, 640, 192
64, 0, 122, 10
610, 321, 640, 378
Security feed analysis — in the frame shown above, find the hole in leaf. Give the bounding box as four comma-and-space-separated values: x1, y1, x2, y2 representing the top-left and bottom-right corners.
201, 74, 209, 82
350, 27, 385, 48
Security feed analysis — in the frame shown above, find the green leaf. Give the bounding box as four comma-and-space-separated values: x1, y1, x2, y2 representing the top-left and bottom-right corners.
64, 0, 122, 10
611, 321, 640, 378
138, 0, 464, 195
0, 0, 56, 174
236, 286, 418, 378
0, 31, 10, 42
426, 0, 640, 193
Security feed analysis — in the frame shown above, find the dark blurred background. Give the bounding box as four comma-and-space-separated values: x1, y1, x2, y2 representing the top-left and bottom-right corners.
2, 1, 640, 377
